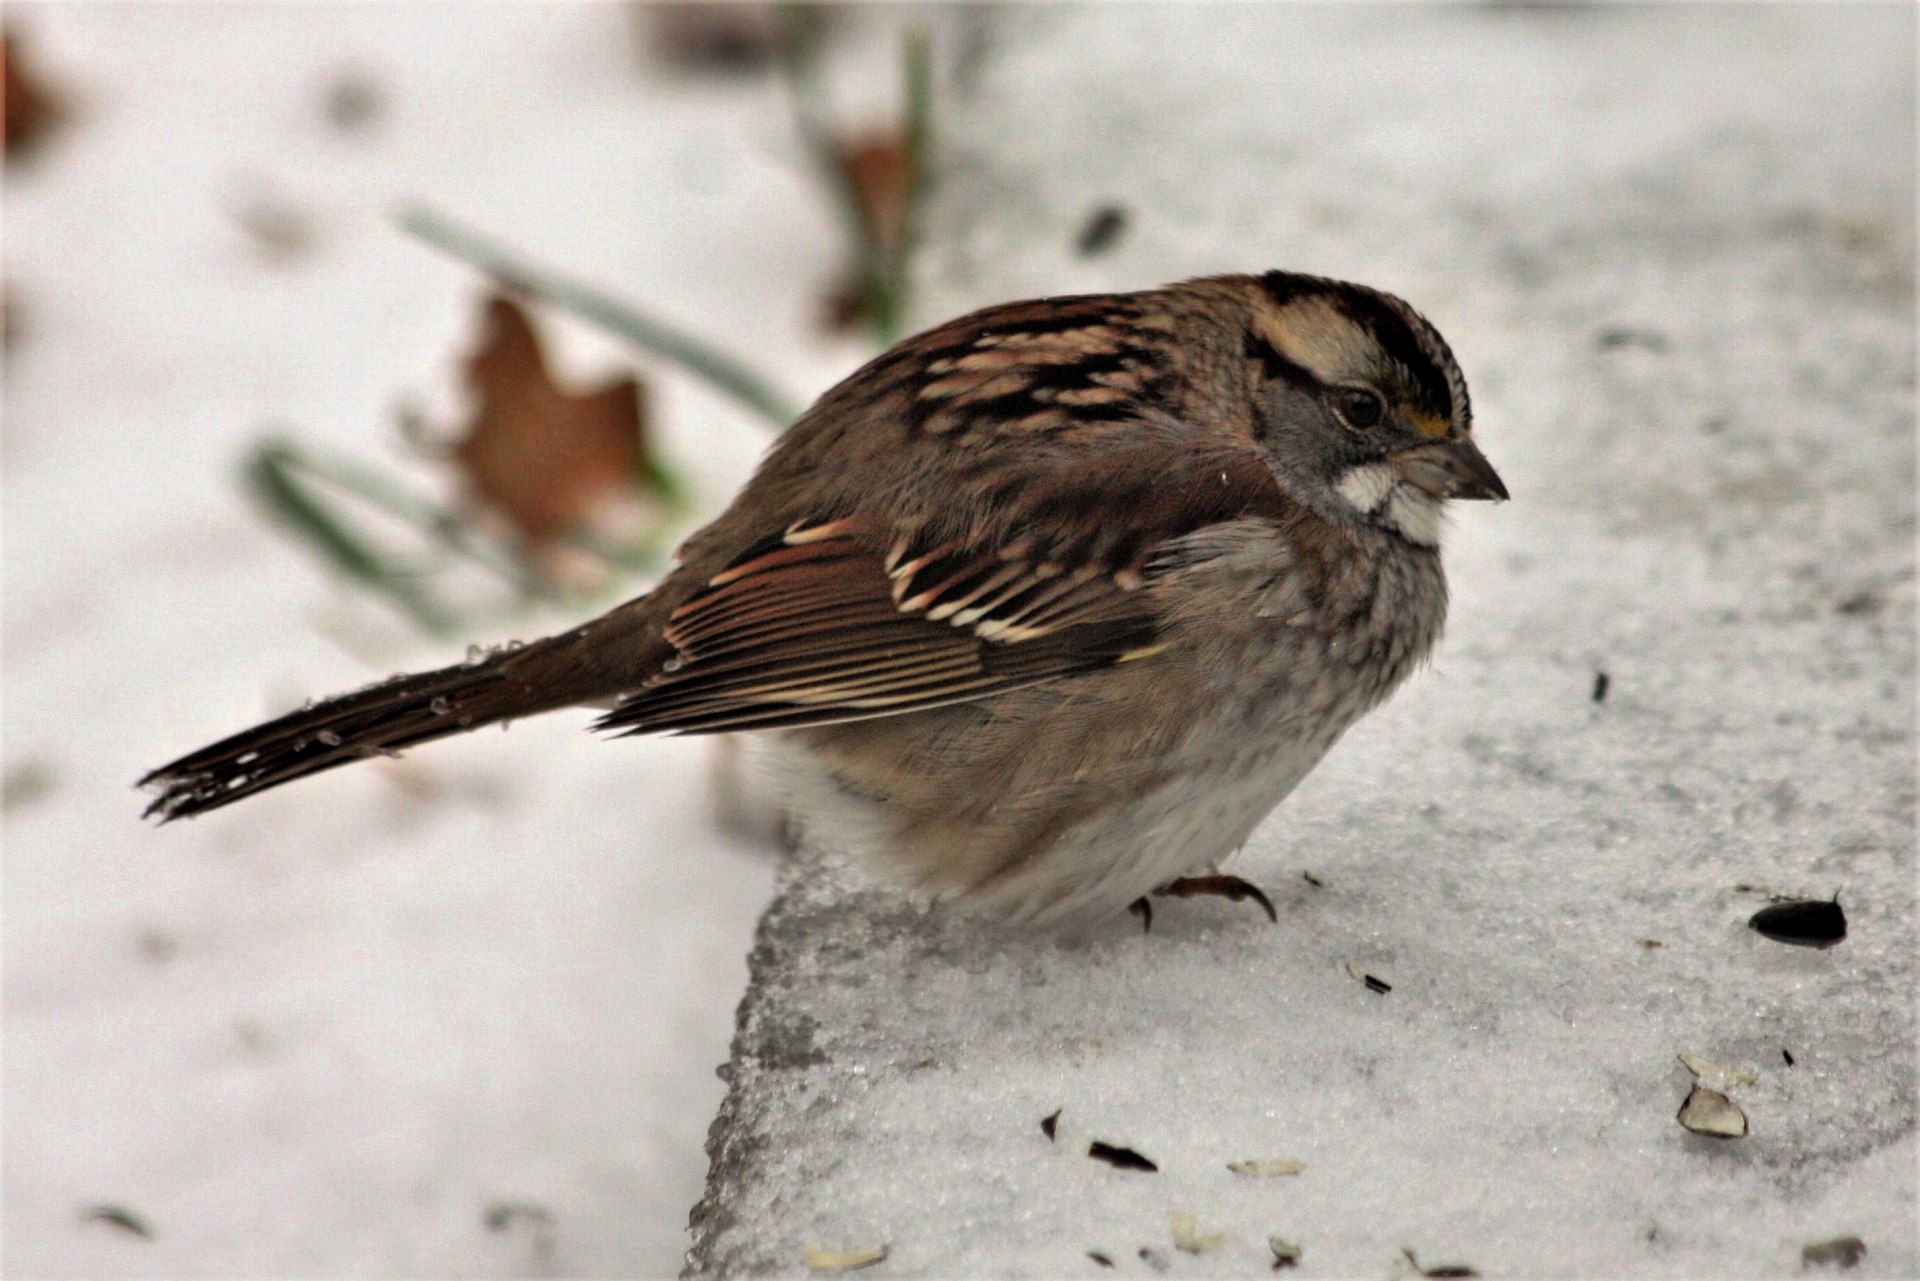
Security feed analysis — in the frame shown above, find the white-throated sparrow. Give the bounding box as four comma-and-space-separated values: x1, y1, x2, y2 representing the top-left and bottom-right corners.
144, 272, 1505, 923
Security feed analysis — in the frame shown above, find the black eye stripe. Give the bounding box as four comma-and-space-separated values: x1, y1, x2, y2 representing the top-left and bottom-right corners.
1242, 331, 1318, 391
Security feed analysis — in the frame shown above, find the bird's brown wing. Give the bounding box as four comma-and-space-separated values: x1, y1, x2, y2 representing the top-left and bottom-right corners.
597, 446, 1294, 736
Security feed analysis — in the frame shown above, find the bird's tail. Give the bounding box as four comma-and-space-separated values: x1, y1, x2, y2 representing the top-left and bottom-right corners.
141, 631, 620, 821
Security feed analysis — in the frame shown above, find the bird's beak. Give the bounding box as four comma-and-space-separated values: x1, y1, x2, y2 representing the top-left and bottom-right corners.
1389, 436, 1509, 502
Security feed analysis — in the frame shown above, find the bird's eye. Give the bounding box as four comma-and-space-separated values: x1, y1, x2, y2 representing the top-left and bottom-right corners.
1331, 386, 1385, 430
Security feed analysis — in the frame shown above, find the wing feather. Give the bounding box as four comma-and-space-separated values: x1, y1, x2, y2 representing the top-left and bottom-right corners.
597, 445, 1296, 736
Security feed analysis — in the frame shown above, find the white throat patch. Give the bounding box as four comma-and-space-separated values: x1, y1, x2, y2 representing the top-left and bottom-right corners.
1335, 462, 1443, 547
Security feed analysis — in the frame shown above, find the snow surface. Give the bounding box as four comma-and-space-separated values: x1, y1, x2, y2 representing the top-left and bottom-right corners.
689, 5, 1918, 1279
4, 5, 913, 1276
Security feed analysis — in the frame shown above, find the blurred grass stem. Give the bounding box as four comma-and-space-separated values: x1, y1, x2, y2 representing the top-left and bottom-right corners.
397, 204, 800, 428
245, 436, 546, 634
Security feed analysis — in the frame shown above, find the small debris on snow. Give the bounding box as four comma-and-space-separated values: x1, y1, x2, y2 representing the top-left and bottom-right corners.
1168, 1209, 1236, 1254
1592, 670, 1610, 702
1593, 325, 1669, 352
321, 65, 387, 132
1086, 1140, 1157, 1173
1345, 961, 1392, 994
1749, 897, 1847, 948
1677, 1051, 1758, 1089
1301, 869, 1325, 888
1074, 204, 1129, 258
482, 1200, 555, 1263
2, 758, 58, 811
1677, 1084, 1748, 1138
79, 1205, 152, 1240
1783, 1048, 1797, 1067
1087, 1250, 1115, 1268
1403, 1246, 1481, 1277
1268, 1235, 1302, 1269
1801, 1236, 1867, 1270
802, 1244, 889, 1272
1040, 1108, 1061, 1141
1227, 1157, 1303, 1177
135, 927, 179, 964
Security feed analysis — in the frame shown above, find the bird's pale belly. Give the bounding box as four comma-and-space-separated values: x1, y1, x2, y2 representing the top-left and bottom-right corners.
972, 713, 1354, 923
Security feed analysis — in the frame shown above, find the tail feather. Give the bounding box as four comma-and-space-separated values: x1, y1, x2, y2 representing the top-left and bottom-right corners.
141, 639, 599, 821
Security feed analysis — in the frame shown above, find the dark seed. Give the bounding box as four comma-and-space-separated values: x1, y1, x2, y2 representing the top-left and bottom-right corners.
1592, 671, 1610, 702
1087, 1140, 1158, 1173
1782, 1048, 1796, 1066
1041, 1109, 1061, 1141
1087, 1251, 1115, 1268
1749, 898, 1846, 948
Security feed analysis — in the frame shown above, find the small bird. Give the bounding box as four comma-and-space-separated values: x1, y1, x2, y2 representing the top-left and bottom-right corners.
143, 272, 1505, 924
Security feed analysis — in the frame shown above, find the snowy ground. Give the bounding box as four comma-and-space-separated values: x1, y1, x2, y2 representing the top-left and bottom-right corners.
689, 6, 1917, 1279
4, 6, 909, 1276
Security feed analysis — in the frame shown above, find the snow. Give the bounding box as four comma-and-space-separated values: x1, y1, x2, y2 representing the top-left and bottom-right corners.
689, 5, 1917, 1279
3, 5, 906, 1276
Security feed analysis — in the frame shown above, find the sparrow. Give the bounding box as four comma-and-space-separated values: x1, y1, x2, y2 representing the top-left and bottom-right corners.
142, 271, 1506, 924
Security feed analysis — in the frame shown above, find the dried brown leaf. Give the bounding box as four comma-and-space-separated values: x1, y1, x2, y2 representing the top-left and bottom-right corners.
4, 29, 66, 159
839, 135, 913, 262
453, 295, 648, 545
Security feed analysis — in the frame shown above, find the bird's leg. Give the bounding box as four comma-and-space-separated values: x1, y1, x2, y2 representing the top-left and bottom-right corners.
1127, 896, 1153, 933
1153, 874, 1278, 924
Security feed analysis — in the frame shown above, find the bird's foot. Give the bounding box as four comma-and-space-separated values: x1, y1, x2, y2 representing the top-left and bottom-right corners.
1127, 896, 1153, 933
1152, 874, 1278, 924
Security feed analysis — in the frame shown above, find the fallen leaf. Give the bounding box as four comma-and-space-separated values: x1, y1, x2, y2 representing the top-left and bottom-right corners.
1228, 1158, 1303, 1178
838, 135, 914, 266
454, 294, 650, 545
802, 1244, 888, 1272
639, 2, 782, 74
821, 133, 916, 333
1676, 1084, 1747, 1138
4, 29, 65, 159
